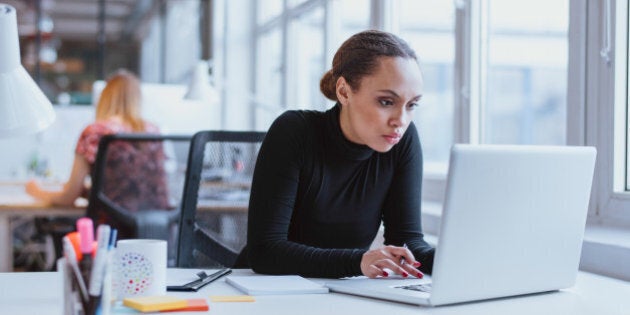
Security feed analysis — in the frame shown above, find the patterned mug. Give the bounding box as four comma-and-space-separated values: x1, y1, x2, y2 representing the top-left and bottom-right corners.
113, 239, 167, 300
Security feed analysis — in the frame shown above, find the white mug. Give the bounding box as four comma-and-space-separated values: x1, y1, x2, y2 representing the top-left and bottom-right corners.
113, 239, 167, 299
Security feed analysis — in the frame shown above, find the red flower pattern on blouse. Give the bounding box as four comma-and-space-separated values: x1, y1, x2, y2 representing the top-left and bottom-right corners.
74, 120, 168, 235
75, 120, 159, 165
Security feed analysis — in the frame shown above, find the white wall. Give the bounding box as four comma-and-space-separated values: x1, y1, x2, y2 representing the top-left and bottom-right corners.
0, 106, 93, 182
0, 82, 222, 182
140, 83, 221, 134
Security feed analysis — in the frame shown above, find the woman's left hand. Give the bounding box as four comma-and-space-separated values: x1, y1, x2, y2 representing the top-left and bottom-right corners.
360, 245, 424, 279
25, 179, 42, 198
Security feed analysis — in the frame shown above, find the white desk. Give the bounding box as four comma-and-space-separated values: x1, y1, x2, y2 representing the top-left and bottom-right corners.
1, 269, 628, 315
0, 183, 84, 272
0, 271, 63, 314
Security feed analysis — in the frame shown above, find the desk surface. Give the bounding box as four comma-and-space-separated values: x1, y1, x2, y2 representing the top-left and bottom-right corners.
1, 269, 628, 315
0, 183, 84, 272
0, 182, 86, 211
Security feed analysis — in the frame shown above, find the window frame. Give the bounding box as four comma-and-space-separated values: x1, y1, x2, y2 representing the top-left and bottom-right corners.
582, 0, 630, 227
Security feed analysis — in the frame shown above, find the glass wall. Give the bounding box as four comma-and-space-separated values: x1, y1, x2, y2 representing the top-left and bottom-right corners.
8, 0, 202, 105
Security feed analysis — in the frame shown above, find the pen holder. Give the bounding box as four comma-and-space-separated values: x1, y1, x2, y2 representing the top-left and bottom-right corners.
58, 257, 85, 315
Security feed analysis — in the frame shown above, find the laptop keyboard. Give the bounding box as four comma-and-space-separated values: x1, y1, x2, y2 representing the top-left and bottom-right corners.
395, 283, 432, 293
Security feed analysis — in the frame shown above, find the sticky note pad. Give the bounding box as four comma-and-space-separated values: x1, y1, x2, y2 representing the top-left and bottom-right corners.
123, 296, 188, 312
210, 295, 256, 302
161, 299, 209, 312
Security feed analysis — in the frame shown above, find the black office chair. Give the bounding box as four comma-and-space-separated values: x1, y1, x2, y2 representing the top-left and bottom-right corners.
176, 130, 265, 268
87, 134, 192, 265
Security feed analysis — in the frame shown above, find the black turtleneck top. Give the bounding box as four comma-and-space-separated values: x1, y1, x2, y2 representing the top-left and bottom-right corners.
247, 104, 435, 278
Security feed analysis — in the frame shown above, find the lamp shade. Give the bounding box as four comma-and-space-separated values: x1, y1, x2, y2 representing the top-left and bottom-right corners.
0, 4, 55, 137
184, 60, 219, 104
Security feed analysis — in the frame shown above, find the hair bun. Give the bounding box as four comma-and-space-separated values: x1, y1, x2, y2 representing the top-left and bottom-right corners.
319, 70, 337, 101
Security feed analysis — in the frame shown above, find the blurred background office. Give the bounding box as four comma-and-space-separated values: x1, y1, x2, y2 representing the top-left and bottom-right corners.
0, 0, 629, 280
0, 0, 570, 193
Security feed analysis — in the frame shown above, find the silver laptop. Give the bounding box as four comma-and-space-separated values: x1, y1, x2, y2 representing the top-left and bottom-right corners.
325, 144, 596, 306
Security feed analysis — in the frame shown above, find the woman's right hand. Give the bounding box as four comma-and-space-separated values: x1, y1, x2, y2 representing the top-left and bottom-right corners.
360, 245, 424, 279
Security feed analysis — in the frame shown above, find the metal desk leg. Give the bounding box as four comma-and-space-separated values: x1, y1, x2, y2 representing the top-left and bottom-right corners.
0, 214, 12, 272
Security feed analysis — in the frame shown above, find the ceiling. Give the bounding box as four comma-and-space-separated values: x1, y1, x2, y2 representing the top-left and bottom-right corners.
3, 0, 159, 41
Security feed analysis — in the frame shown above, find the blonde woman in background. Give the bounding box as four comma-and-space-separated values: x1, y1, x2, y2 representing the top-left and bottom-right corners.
26, 69, 161, 206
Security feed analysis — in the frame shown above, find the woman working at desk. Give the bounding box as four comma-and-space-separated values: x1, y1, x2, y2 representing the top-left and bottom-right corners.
247, 30, 434, 279
26, 69, 163, 207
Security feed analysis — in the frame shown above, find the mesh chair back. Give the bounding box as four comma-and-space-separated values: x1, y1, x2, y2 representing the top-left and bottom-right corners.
177, 130, 265, 268
87, 134, 192, 265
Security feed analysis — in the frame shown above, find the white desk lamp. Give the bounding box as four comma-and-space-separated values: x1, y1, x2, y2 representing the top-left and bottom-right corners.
0, 4, 55, 137
184, 60, 219, 104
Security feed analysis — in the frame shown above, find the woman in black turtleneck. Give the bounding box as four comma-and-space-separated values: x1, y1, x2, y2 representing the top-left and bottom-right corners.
245, 30, 435, 279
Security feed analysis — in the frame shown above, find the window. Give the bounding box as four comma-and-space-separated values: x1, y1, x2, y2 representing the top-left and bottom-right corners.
485, 0, 568, 145
255, 28, 283, 130
257, 0, 283, 24
399, 0, 455, 166
250, 1, 379, 130
218, 0, 630, 227
585, 0, 630, 226
334, 0, 370, 48
286, 6, 325, 111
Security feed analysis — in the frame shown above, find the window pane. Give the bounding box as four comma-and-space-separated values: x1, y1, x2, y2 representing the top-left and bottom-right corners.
255, 28, 283, 130
485, 0, 568, 144
335, 0, 370, 48
257, 0, 283, 24
399, 0, 455, 165
287, 7, 325, 110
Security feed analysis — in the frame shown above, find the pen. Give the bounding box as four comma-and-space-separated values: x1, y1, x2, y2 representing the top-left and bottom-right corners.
66, 231, 83, 261
167, 268, 232, 292
108, 228, 117, 250
77, 217, 94, 286
100, 228, 117, 315
400, 243, 408, 265
89, 224, 111, 295
87, 224, 111, 315
63, 236, 89, 303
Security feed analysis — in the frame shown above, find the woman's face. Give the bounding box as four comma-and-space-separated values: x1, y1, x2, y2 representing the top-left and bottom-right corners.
337, 56, 424, 153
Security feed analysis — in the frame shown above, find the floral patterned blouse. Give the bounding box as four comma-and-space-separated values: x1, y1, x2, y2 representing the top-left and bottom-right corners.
75, 119, 160, 165
74, 119, 169, 234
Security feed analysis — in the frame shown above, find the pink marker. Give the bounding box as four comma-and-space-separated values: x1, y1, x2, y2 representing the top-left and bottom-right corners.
76, 217, 94, 286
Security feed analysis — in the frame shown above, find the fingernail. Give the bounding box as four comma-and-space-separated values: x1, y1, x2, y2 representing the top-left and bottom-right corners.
402, 272, 409, 278
417, 272, 423, 278
413, 262, 421, 267
382, 271, 389, 277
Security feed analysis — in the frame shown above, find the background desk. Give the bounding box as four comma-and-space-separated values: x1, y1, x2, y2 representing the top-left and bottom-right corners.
1, 269, 628, 315
0, 181, 248, 272
0, 183, 84, 272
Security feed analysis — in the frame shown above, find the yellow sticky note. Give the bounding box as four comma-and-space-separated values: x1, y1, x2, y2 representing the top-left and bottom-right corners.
210, 295, 256, 302
123, 296, 188, 312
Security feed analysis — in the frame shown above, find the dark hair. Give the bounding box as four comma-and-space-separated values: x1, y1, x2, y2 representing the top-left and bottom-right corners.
319, 30, 418, 101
